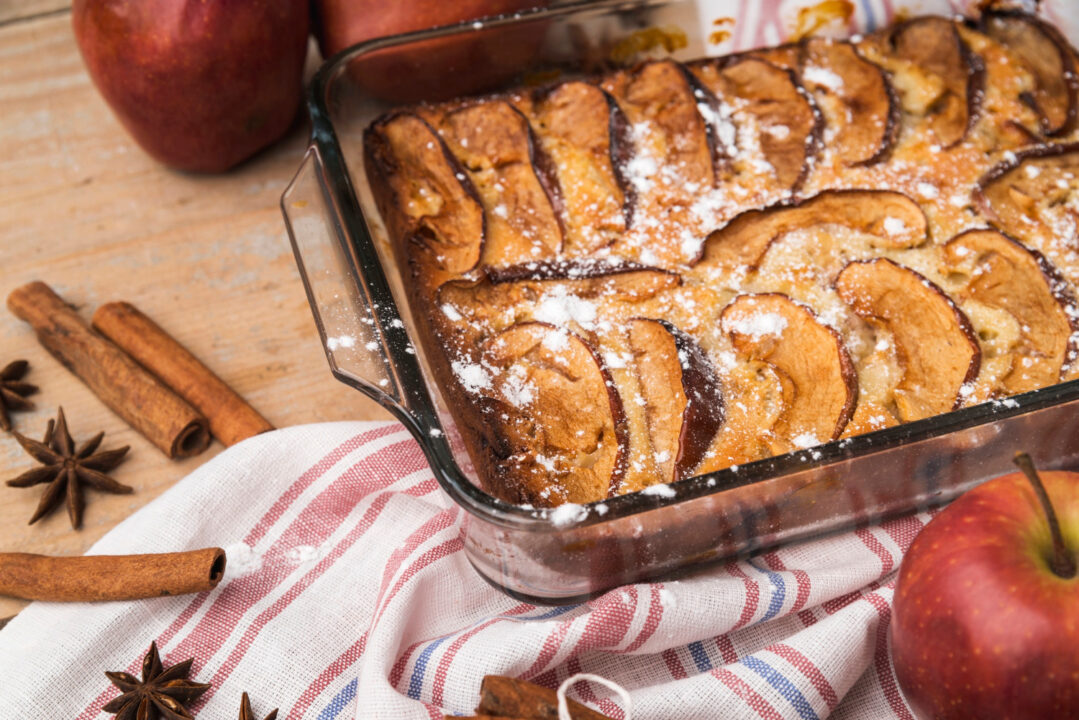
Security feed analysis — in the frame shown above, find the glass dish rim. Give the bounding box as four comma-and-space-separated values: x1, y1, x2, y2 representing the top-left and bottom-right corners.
295, 0, 1079, 534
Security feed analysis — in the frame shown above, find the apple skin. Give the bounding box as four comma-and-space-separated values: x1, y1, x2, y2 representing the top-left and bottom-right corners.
72, 0, 309, 173
891, 469, 1079, 719
314, 0, 548, 104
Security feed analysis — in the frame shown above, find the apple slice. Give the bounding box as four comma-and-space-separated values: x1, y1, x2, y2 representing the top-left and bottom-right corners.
835, 258, 981, 421
887, 16, 984, 148
799, 38, 899, 166
603, 60, 717, 199
529, 81, 632, 253
980, 10, 1079, 138
437, 262, 682, 333
476, 322, 627, 506
438, 100, 563, 268
364, 112, 486, 276
944, 229, 1076, 394
974, 142, 1079, 239
694, 360, 787, 473
693, 189, 927, 274
691, 56, 822, 191
721, 293, 857, 447
626, 318, 724, 486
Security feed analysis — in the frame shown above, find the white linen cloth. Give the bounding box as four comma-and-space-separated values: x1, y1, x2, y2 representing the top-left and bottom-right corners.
0, 422, 932, 719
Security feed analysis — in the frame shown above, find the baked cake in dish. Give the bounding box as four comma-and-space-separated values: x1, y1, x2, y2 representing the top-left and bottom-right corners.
364, 12, 1079, 508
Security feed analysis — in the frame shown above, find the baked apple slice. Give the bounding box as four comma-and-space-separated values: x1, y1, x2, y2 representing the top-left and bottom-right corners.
437, 262, 682, 333
835, 258, 981, 421
944, 229, 1076, 394
603, 59, 717, 199
887, 16, 984, 148
364, 112, 485, 276
800, 37, 899, 166
477, 322, 626, 506
693, 189, 927, 274
974, 142, 1079, 240
692, 56, 822, 191
530, 81, 633, 253
695, 360, 786, 473
721, 293, 857, 447
980, 10, 1079, 138
438, 100, 563, 267
627, 318, 724, 485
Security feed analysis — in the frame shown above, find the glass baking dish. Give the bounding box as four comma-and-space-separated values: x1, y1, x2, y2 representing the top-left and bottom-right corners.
281, 0, 1079, 603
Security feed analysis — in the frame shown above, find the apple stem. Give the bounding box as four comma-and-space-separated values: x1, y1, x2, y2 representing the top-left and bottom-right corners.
1013, 453, 1077, 579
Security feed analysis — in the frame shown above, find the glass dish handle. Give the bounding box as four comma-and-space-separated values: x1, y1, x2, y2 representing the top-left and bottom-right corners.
281, 146, 405, 414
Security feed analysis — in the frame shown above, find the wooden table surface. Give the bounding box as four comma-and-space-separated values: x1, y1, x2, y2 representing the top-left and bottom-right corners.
0, 3, 392, 620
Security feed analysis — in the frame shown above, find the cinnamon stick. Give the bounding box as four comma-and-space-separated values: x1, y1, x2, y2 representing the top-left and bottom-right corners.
6, 282, 210, 458
92, 301, 273, 446
0, 548, 226, 602
471, 676, 612, 720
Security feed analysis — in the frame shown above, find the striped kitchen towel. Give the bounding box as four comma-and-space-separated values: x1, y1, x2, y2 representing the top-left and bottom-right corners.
0, 421, 928, 718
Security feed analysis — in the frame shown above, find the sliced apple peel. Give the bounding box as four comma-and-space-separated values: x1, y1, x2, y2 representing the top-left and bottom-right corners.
886, 16, 984, 148
438, 100, 564, 267
477, 322, 626, 506
835, 258, 981, 421
437, 262, 682, 334
603, 59, 717, 201
626, 318, 724, 487
364, 112, 485, 276
980, 10, 1079, 138
721, 293, 857, 447
691, 56, 821, 191
800, 37, 900, 166
944, 229, 1077, 394
974, 142, 1079, 251
529, 81, 632, 253
693, 189, 928, 275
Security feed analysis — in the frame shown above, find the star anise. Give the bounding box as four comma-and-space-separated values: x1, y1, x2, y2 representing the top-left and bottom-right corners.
5, 407, 131, 528
0, 359, 37, 430
103, 641, 211, 720
238, 692, 278, 720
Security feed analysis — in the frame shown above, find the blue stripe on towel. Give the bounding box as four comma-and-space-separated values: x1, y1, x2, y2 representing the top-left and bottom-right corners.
742, 655, 820, 720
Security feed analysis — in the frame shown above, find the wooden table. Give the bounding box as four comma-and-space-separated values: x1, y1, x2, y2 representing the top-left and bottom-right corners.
0, 3, 393, 620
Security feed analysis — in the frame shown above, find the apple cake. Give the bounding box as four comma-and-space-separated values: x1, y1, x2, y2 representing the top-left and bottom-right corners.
363, 11, 1079, 507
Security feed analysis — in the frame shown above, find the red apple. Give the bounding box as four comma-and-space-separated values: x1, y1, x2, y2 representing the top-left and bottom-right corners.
314, 0, 549, 104
72, 0, 309, 173
891, 455, 1079, 719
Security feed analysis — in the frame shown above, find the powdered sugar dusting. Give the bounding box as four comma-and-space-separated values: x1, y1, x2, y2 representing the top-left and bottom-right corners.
441, 303, 462, 322
548, 503, 588, 526
803, 65, 844, 91
883, 216, 908, 236
533, 287, 598, 328
725, 310, 788, 339
641, 483, 676, 498
452, 360, 491, 393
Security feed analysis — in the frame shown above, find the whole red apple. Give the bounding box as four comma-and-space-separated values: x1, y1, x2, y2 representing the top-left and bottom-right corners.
73, 0, 309, 173
314, 0, 548, 103
891, 455, 1079, 719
